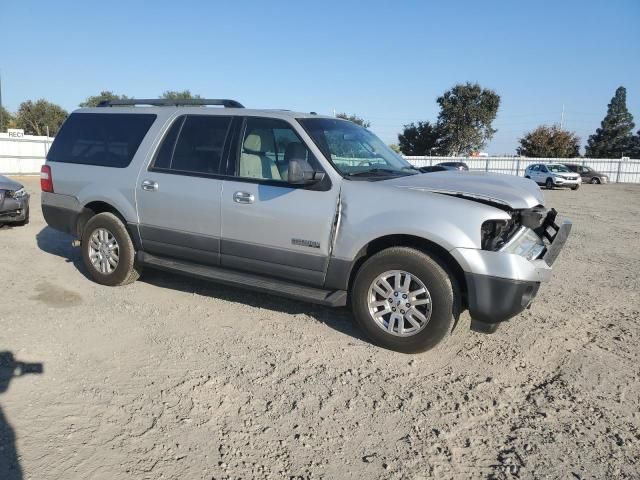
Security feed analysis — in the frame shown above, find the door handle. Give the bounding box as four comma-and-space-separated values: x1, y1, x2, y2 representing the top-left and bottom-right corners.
141, 180, 158, 191
233, 191, 254, 204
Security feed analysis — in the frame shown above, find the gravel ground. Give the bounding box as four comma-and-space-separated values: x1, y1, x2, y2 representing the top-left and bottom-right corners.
1, 176, 639, 480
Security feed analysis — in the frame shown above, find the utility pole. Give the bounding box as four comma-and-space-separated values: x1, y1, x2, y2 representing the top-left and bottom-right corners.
560, 104, 565, 130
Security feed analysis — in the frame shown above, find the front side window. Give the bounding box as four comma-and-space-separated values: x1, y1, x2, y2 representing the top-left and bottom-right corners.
547, 164, 570, 173
48, 113, 156, 168
298, 118, 417, 178
152, 115, 231, 174
237, 117, 317, 181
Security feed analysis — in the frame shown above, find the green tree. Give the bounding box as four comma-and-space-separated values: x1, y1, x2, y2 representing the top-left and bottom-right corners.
436, 82, 500, 155
15, 99, 68, 136
398, 121, 441, 155
517, 125, 580, 158
586, 86, 635, 158
160, 90, 202, 100
79, 90, 129, 107
631, 129, 640, 159
335, 112, 371, 128
388, 143, 401, 153
0, 106, 13, 132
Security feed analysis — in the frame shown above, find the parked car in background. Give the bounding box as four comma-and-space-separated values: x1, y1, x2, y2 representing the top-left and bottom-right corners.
418, 165, 448, 173
0, 175, 30, 226
41, 98, 572, 353
562, 163, 609, 184
524, 163, 581, 190
436, 161, 469, 171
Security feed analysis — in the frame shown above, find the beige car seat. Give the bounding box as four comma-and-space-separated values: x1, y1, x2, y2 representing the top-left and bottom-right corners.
240, 129, 281, 180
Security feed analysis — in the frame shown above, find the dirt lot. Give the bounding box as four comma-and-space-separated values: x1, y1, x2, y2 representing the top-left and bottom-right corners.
1, 176, 639, 480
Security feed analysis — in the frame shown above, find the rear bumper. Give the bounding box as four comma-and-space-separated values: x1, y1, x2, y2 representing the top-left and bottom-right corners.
41, 192, 83, 236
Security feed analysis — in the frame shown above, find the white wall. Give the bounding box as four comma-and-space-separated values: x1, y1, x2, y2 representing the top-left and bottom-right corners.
2, 135, 639, 184
0, 133, 51, 174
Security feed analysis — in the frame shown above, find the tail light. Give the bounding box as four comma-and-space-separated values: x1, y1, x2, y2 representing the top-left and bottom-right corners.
41, 165, 54, 193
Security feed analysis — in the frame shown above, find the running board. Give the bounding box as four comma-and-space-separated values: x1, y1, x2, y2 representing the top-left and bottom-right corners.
138, 252, 348, 307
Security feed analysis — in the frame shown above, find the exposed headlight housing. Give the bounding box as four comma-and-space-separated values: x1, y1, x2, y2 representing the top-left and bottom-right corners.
481, 219, 513, 251
8, 187, 27, 198
499, 226, 545, 261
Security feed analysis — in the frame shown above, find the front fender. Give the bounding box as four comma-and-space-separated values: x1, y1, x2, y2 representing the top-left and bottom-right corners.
333, 181, 511, 261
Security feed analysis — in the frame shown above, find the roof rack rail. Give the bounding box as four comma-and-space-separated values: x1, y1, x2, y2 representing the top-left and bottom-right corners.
96, 98, 245, 108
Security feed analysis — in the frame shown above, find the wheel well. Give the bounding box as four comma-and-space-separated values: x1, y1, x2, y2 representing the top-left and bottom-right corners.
76, 201, 126, 238
347, 234, 467, 303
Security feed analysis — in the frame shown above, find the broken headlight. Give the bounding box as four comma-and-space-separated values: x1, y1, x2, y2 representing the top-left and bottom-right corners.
499, 227, 545, 261
481, 219, 516, 251
8, 187, 27, 198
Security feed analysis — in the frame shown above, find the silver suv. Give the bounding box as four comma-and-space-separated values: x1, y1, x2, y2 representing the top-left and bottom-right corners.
41, 99, 571, 353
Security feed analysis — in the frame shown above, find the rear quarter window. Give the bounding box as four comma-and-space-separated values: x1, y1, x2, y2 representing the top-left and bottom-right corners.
47, 113, 156, 168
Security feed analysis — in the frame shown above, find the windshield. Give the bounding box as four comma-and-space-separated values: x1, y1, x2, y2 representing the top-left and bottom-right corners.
298, 118, 417, 178
548, 164, 570, 173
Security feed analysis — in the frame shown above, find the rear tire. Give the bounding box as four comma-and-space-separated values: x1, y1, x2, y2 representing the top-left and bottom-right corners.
545, 178, 554, 189
351, 247, 456, 354
591, 177, 600, 184
81, 212, 140, 286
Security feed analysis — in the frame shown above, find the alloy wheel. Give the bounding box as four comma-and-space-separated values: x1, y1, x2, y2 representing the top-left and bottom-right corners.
367, 270, 432, 337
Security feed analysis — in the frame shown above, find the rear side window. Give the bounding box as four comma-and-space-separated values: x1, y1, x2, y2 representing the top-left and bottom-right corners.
151, 115, 232, 175
47, 113, 156, 168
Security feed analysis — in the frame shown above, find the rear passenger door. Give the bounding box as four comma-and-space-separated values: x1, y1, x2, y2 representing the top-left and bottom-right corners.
219, 117, 339, 287
136, 114, 234, 266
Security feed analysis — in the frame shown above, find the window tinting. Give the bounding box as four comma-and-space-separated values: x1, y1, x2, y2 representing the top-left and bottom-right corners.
153, 116, 185, 170
169, 116, 231, 174
47, 113, 156, 168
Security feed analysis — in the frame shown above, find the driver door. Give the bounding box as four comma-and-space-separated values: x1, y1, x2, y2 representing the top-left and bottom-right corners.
219, 117, 339, 287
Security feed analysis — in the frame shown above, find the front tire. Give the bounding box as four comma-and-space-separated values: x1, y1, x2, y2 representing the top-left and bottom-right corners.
571, 184, 580, 190
591, 177, 601, 184
351, 247, 456, 353
81, 212, 140, 286
545, 178, 554, 189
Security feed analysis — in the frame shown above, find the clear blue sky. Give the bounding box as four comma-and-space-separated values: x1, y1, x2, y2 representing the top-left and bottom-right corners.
2, 0, 639, 154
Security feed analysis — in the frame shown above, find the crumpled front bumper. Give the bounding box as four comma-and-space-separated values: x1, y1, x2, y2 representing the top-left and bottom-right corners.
451, 210, 572, 332
0, 193, 30, 223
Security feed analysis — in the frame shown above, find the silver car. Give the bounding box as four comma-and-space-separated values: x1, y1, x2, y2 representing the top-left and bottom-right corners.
41, 99, 571, 353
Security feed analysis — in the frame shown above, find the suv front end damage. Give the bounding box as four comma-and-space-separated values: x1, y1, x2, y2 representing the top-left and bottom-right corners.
451, 207, 572, 333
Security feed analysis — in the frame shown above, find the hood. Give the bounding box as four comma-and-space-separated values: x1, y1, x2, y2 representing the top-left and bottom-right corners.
386, 171, 544, 210
0, 175, 23, 192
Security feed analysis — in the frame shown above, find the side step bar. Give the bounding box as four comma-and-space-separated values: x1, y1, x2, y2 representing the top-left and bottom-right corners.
138, 252, 348, 307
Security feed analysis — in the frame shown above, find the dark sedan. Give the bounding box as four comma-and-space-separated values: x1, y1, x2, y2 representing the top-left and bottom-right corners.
0, 175, 30, 225
436, 161, 469, 171
563, 164, 609, 184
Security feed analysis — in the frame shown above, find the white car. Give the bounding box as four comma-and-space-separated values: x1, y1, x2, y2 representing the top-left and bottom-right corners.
525, 163, 581, 190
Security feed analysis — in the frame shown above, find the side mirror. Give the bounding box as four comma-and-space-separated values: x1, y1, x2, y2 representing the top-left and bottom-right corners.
288, 158, 324, 185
